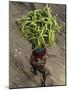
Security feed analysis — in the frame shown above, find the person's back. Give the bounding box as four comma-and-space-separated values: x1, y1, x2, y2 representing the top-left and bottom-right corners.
30, 48, 47, 86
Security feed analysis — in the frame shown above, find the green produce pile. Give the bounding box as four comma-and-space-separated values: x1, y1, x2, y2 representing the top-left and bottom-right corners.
16, 5, 61, 49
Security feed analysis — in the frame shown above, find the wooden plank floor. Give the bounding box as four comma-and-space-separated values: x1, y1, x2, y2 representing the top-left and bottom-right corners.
9, 1, 66, 89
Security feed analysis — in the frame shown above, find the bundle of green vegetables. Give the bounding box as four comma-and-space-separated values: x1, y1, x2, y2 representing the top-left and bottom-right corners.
16, 5, 61, 49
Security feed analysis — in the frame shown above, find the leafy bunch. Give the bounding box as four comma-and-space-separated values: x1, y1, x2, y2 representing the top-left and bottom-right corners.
16, 5, 61, 49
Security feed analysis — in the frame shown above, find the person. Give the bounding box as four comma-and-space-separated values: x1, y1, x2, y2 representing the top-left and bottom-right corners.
30, 48, 47, 86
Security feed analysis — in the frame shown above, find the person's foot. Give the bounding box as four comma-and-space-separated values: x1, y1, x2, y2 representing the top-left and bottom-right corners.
33, 69, 37, 75
30, 67, 37, 75
41, 79, 46, 86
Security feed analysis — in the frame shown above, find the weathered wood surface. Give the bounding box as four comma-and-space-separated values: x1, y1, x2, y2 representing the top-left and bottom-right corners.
9, 1, 66, 89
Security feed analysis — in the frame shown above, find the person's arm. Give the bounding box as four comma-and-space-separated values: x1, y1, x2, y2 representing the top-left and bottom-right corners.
43, 54, 47, 64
